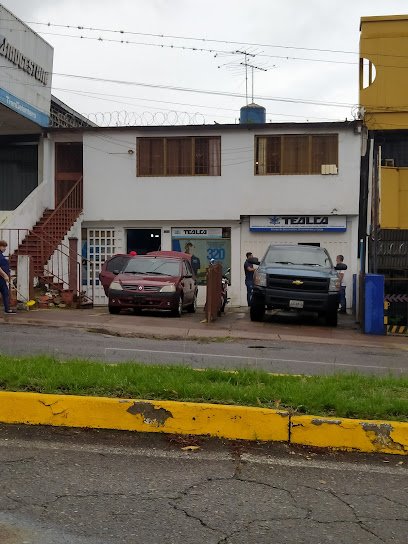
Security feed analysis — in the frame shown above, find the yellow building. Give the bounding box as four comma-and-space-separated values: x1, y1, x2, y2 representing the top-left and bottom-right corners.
360, 14, 408, 234
359, 15, 408, 333
360, 15, 408, 131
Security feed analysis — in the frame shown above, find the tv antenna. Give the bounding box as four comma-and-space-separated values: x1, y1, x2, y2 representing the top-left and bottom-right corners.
235, 50, 268, 104
216, 49, 270, 105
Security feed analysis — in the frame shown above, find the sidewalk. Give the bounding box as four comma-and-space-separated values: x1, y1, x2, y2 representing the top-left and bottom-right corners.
3, 305, 407, 350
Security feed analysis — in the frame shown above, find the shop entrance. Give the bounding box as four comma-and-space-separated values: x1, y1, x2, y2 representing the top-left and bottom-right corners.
126, 229, 161, 254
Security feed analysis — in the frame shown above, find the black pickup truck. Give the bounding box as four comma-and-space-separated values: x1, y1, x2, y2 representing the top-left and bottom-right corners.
250, 244, 340, 326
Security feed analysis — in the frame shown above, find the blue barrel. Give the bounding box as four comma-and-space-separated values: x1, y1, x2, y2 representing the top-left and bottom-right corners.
240, 103, 266, 124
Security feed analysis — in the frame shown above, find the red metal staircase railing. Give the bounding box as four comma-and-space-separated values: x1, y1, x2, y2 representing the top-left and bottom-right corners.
1, 176, 94, 307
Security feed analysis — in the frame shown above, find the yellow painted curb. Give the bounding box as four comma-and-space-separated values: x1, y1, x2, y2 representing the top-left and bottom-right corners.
0, 391, 289, 442
1, 391, 407, 455
291, 415, 408, 455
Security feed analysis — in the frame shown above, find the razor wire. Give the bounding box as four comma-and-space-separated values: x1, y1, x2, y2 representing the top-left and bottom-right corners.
50, 109, 208, 127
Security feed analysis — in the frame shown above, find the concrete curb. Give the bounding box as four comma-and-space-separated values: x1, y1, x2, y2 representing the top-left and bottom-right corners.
1, 391, 407, 456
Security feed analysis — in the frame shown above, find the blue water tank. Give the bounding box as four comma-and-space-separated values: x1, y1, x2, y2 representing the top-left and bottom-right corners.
239, 102, 266, 124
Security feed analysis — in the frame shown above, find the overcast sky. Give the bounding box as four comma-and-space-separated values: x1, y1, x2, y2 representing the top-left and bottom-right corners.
2, 0, 408, 126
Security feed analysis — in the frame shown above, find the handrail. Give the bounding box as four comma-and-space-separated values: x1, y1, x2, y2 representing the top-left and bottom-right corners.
1, 176, 88, 305
41, 175, 83, 229
2, 226, 95, 307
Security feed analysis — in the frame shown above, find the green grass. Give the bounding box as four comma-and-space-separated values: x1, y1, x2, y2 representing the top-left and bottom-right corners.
0, 355, 407, 421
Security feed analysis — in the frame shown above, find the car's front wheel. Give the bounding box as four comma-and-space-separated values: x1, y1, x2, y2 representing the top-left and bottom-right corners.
108, 305, 120, 315
250, 299, 265, 322
325, 309, 338, 327
171, 295, 183, 317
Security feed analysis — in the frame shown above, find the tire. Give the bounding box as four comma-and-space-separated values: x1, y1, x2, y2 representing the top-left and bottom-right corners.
171, 296, 183, 317
108, 305, 120, 315
187, 294, 197, 313
250, 300, 265, 322
325, 309, 338, 327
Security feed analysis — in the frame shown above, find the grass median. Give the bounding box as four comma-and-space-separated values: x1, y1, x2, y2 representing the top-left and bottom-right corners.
0, 355, 407, 421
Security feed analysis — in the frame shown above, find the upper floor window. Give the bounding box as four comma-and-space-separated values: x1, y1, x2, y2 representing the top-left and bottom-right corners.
255, 134, 338, 175
137, 136, 221, 176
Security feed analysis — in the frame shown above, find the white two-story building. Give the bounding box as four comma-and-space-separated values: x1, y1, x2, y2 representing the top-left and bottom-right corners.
46, 118, 362, 306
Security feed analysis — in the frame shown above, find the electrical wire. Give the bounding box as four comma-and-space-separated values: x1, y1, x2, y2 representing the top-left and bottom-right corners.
6, 18, 408, 65
1, 63, 356, 112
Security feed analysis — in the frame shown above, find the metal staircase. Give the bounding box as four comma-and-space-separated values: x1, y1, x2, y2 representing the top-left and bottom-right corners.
3, 176, 94, 307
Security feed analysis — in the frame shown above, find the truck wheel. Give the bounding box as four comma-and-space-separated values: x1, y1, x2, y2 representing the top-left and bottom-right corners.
108, 305, 120, 315
250, 301, 265, 322
325, 309, 338, 327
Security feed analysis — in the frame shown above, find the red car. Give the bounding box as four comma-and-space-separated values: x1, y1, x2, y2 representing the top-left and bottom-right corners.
106, 253, 197, 316
99, 251, 193, 296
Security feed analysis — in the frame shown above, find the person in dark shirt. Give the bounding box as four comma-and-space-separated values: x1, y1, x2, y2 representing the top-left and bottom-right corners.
184, 242, 201, 276
0, 240, 16, 314
244, 251, 256, 307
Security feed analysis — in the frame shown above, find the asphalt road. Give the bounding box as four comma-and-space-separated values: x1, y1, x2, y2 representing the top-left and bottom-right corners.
1, 323, 407, 375
1, 424, 407, 544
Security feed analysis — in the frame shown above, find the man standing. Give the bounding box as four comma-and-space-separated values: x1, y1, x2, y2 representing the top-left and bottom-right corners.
336, 254, 347, 314
0, 240, 16, 314
184, 242, 201, 276
244, 252, 255, 307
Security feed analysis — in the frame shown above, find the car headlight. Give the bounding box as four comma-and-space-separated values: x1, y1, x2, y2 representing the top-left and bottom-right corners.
160, 284, 176, 293
110, 281, 123, 291
254, 270, 267, 287
329, 276, 340, 292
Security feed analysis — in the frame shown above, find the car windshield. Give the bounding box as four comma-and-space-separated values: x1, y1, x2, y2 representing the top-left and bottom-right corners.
122, 258, 181, 276
263, 247, 332, 268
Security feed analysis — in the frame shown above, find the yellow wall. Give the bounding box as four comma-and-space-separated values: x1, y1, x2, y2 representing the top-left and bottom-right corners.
380, 167, 408, 228
360, 15, 408, 130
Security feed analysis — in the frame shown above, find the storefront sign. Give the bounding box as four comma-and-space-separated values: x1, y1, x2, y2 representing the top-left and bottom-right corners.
250, 215, 347, 232
0, 34, 48, 85
0, 88, 49, 126
172, 228, 223, 239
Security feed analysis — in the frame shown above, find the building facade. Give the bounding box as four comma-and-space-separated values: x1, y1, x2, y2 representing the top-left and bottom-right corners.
48, 121, 362, 306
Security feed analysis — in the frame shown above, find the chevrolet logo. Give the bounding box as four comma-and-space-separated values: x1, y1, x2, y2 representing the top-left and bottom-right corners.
292, 280, 304, 286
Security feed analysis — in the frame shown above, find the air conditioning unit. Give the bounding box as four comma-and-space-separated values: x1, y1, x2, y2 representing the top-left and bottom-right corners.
321, 164, 338, 175
383, 158, 395, 167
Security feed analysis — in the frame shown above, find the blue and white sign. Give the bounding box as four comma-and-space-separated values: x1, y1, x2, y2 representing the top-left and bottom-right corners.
250, 215, 347, 232
0, 88, 49, 127
172, 227, 223, 239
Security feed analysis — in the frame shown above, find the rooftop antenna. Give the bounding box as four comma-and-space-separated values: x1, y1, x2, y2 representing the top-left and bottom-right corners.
240, 62, 268, 103
234, 50, 255, 105
234, 50, 268, 104
216, 49, 272, 104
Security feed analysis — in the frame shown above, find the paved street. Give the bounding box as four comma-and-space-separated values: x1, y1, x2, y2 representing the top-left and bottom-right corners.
2, 305, 407, 376
1, 424, 407, 544
1, 319, 407, 375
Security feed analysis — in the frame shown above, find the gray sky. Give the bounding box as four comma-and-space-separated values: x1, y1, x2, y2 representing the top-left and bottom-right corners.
2, 0, 408, 126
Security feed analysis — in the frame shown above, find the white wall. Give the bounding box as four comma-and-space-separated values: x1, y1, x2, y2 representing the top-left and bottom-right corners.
82, 125, 361, 223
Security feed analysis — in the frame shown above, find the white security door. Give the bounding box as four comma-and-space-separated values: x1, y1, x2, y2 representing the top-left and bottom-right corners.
84, 228, 117, 306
